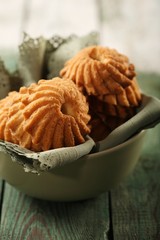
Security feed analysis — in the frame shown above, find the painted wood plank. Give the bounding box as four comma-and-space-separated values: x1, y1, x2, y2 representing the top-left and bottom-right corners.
0, 185, 110, 240
110, 127, 160, 239
109, 74, 160, 239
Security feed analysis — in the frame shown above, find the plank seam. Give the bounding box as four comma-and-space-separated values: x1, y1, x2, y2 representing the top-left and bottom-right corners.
107, 191, 114, 240
0, 180, 5, 223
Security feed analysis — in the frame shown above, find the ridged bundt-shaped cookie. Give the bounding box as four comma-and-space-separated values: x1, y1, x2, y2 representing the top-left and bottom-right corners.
0, 91, 22, 143
88, 96, 136, 121
60, 45, 141, 107
0, 78, 91, 151
88, 96, 135, 141
97, 77, 141, 107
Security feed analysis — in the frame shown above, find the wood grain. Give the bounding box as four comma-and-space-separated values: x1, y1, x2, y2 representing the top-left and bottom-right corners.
0, 185, 110, 240
109, 74, 160, 239
110, 127, 160, 239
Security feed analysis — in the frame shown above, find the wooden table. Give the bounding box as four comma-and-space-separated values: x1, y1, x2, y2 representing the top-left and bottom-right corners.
0, 1, 160, 239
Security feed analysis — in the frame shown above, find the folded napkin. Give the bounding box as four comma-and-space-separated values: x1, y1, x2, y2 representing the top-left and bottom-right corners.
0, 136, 95, 174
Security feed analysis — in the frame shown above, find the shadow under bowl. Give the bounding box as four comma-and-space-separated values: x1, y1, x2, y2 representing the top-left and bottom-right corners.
0, 131, 146, 201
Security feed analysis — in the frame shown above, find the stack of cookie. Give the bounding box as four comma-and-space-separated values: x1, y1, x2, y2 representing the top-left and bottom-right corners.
0, 45, 142, 151
60, 45, 142, 141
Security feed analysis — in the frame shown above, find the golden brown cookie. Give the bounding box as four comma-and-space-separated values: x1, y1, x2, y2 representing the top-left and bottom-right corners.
60, 45, 142, 141
60, 46, 142, 107
89, 111, 125, 142
88, 94, 137, 142
0, 78, 91, 151
89, 116, 111, 142
88, 95, 136, 121
60, 45, 141, 107
97, 78, 141, 107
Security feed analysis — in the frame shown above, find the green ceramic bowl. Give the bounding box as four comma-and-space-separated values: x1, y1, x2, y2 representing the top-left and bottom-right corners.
0, 131, 146, 201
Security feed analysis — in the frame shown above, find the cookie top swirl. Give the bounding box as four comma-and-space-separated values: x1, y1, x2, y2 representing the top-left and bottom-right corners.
60, 45, 141, 107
